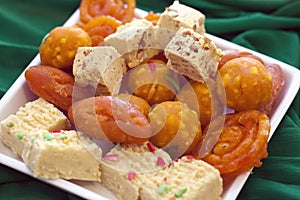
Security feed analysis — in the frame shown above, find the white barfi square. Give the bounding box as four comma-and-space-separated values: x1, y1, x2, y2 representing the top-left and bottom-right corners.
0, 98, 70, 157
22, 130, 102, 181
158, 1, 206, 35
101, 142, 172, 200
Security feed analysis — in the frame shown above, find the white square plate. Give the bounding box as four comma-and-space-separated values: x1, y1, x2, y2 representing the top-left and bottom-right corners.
0, 8, 300, 200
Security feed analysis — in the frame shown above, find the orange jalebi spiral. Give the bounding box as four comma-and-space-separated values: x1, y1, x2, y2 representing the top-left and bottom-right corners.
79, 0, 136, 24
82, 16, 121, 46
193, 110, 270, 175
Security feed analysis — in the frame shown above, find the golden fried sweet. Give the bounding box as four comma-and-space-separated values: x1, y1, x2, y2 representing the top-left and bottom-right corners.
126, 60, 179, 105
218, 50, 264, 70
176, 80, 224, 128
116, 93, 151, 117
218, 57, 272, 111
148, 101, 202, 158
40, 26, 92, 70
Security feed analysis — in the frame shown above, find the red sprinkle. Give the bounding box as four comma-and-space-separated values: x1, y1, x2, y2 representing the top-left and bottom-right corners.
52, 129, 62, 133
102, 154, 119, 161
128, 171, 136, 181
147, 142, 156, 153
149, 62, 156, 73
157, 157, 166, 166
163, 177, 168, 182
186, 155, 194, 160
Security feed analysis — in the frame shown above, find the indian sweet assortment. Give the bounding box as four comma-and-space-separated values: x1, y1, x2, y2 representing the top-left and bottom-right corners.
0, 0, 286, 200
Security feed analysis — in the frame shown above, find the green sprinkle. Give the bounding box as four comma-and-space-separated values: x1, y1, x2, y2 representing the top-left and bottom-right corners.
31, 138, 35, 144
43, 133, 53, 141
6, 122, 14, 128
156, 184, 171, 194
17, 134, 24, 140
175, 188, 187, 198
59, 134, 68, 140
164, 74, 180, 92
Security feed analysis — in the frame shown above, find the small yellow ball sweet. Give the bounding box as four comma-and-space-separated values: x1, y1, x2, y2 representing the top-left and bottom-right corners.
39, 26, 92, 70
219, 57, 272, 111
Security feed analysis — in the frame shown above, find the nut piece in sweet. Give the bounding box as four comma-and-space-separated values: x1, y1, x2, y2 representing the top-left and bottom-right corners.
218, 57, 272, 111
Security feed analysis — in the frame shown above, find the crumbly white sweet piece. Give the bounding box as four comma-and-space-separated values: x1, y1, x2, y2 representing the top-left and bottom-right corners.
104, 19, 174, 68
0, 98, 70, 157
22, 130, 102, 181
73, 46, 127, 96
165, 27, 223, 82
158, 1, 206, 35
136, 156, 223, 200
102, 147, 222, 200
100, 142, 172, 200
105, 19, 158, 52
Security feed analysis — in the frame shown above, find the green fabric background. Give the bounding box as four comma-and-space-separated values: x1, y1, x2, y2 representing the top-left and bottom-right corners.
0, 0, 299, 199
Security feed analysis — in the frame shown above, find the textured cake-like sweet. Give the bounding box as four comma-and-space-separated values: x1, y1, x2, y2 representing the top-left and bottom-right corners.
165, 27, 223, 83
22, 130, 102, 181
100, 142, 172, 200
158, 0, 206, 35
0, 98, 70, 157
101, 145, 223, 200
136, 156, 223, 200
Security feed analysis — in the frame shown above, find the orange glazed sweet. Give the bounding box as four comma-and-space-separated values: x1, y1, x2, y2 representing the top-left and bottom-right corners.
82, 16, 121, 46
79, 0, 136, 24
196, 110, 270, 175
25, 65, 74, 111
68, 96, 151, 144
116, 93, 151, 117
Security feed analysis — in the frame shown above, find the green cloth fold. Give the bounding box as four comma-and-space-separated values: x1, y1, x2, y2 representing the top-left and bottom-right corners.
0, 0, 299, 199
232, 29, 300, 67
